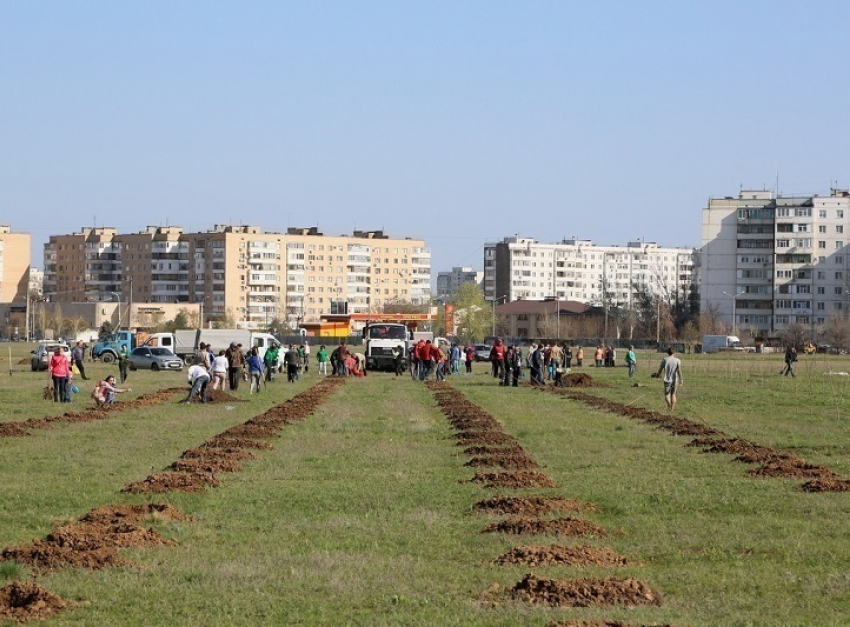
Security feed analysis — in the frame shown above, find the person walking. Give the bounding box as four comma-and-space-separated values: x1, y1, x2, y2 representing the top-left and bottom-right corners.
211, 350, 228, 391
247, 346, 265, 394
782, 346, 798, 377
391, 344, 405, 376
264, 342, 280, 381
529, 343, 545, 387
625, 345, 637, 378
225, 343, 245, 391
656, 347, 683, 411
285, 345, 300, 382
117, 345, 130, 384
316, 345, 329, 375
71, 341, 89, 380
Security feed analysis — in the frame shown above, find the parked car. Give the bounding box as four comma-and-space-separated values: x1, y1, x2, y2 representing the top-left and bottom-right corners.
128, 347, 184, 371
31, 342, 69, 371
473, 344, 492, 362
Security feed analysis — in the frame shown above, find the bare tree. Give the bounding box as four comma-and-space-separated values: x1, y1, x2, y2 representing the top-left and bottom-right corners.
821, 313, 850, 350
778, 322, 809, 350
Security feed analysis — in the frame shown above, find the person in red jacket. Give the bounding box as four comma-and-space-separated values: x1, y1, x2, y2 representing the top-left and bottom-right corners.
48, 346, 72, 403
490, 339, 506, 380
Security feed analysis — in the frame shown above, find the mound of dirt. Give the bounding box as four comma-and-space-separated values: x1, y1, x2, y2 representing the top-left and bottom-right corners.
801, 478, 850, 492
450, 418, 504, 431
473, 495, 597, 516
219, 423, 280, 439
493, 544, 628, 567
0, 423, 30, 437
510, 573, 661, 608
181, 447, 259, 462
80, 503, 191, 525
749, 460, 836, 479
551, 620, 640, 627
464, 454, 540, 470
483, 516, 607, 537
170, 458, 242, 474
560, 373, 604, 387
0, 581, 67, 622
469, 471, 556, 489
202, 436, 273, 450
121, 472, 220, 494
462, 445, 527, 457
47, 522, 172, 550
203, 389, 246, 403
454, 432, 519, 446
2, 540, 122, 571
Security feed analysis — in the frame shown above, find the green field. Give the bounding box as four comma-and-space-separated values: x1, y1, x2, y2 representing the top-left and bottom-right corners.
2, 342, 850, 625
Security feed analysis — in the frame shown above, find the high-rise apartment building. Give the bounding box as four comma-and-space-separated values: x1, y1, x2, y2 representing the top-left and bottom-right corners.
701, 188, 850, 335
43, 225, 431, 328
483, 236, 696, 308
0, 226, 31, 304
436, 266, 483, 299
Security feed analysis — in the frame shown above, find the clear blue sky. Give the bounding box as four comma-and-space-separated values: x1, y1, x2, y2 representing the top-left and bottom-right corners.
3, 1, 849, 275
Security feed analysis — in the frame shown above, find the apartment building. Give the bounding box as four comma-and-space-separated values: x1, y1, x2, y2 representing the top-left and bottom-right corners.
436, 266, 483, 299
701, 188, 850, 335
0, 226, 30, 304
483, 236, 696, 308
43, 225, 431, 328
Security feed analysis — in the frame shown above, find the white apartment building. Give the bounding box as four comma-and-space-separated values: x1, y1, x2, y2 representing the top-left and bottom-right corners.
701, 188, 850, 336
435, 266, 483, 299
483, 236, 696, 308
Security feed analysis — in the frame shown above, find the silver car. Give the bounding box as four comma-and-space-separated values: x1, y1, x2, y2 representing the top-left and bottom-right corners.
31, 342, 70, 371
128, 347, 184, 371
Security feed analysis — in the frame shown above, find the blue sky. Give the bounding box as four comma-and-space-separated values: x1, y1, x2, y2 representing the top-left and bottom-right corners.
3, 1, 849, 274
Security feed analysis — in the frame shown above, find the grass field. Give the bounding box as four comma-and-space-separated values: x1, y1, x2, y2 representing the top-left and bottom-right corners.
2, 342, 850, 625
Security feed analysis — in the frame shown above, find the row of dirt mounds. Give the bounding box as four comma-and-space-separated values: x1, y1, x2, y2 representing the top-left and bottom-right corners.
473, 495, 598, 516
552, 377, 850, 490
2, 502, 189, 572
494, 544, 629, 567
0, 581, 68, 622
1, 378, 346, 621
425, 380, 661, 621
122, 377, 345, 494
0, 386, 185, 439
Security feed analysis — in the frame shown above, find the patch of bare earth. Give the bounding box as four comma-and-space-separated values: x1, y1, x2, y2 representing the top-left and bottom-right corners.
470, 471, 556, 489
483, 517, 607, 537
463, 445, 527, 457
494, 544, 628, 567
464, 454, 540, 469
219, 423, 280, 439
749, 460, 836, 479
801, 478, 850, 492
121, 472, 220, 494
0, 581, 67, 622
199, 389, 246, 403
202, 436, 273, 450
551, 621, 642, 627
79, 503, 191, 525
510, 573, 661, 608
473, 495, 598, 516
181, 447, 259, 462
170, 458, 243, 474
454, 432, 519, 446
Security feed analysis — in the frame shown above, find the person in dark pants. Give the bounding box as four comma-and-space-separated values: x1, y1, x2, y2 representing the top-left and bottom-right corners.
225, 343, 245, 390
71, 341, 89, 380
392, 345, 405, 376
782, 346, 798, 377
285, 345, 300, 382
117, 345, 130, 384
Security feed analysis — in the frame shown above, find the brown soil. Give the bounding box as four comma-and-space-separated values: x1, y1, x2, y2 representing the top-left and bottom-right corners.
688, 437, 788, 464
201, 437, 274, 450
470, 471, 556, 489
46, 522, 173, 550
749, 460, 836, 479
473, 495, 598, 516
0, 581, 68, 622
218, 423, 280, 439
462, 445, 527, 457
0, 422, 30, 437
170, 458, 243, 474
801, 478, 850, 492
464, 454, 540, 470
551, 620, 641, 627
454, 432, 519, 446
559, 373, 604, 388
181, 447, 259, 462
451, 418, 504, 431
494, 544, 628, 567
121, 472, 221, 494
483, 517, 607, 537
80, 503, 191, 525
200, 389, 246, 403
510, 573, 662, 608
2, 541, 123, 570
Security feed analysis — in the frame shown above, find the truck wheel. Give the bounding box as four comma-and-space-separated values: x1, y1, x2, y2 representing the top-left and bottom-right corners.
101, 353, 115, 364
183, 355, 194, 366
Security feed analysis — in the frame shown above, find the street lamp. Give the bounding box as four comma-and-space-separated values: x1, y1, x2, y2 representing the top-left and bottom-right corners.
722, 290, 746, 336
491, 294, 508, 339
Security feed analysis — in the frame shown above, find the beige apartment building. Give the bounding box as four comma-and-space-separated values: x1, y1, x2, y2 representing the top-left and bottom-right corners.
43, 225, 431, 329
0, 225, 31, 304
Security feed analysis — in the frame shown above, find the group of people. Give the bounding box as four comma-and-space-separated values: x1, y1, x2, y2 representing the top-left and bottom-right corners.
487, 340, 588, 387
329, 344, 366, 377
593, 345, 618, 368
405, 339, 469, 381
47, 342, 133, 406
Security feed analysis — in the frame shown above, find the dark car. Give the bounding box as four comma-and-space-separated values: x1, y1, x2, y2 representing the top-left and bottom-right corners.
128, 347, 183, 371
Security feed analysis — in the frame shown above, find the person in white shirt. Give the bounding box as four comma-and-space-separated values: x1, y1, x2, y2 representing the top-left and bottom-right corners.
183, 364, 210, 404
211, 350, 229, 391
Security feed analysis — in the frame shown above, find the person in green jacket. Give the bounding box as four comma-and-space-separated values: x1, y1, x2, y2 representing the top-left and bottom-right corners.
316, 345, 329, 375
264, 342, 280, 381
117, 345, 130, 383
